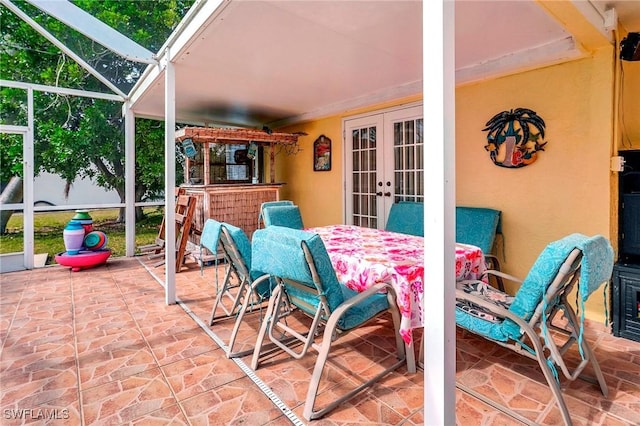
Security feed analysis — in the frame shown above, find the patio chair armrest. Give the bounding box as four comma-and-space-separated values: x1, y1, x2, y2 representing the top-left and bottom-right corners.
343, 282, 396, 308
455, 288, 527, 328
327, 282, 398, 325
480, 269, 522, 284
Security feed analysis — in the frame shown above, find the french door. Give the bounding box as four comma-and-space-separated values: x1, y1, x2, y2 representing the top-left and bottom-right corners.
344, 104, 423, 228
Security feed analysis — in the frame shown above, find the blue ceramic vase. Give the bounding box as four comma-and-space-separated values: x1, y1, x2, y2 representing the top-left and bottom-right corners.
63, 220, 85, 255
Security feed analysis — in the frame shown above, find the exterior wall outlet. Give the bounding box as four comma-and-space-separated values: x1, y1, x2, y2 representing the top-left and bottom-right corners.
611, 156, 626, 172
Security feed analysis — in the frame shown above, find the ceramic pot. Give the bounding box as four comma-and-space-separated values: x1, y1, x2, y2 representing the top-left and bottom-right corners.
63, 220, 85, 255
84, 231, 108, 251
73, 210, 93, 234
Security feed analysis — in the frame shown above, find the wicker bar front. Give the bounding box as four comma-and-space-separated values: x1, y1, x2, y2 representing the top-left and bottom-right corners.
185, 185, 280, 242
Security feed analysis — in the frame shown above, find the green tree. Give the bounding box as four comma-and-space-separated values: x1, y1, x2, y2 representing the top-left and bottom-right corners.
0, 0, 193, 232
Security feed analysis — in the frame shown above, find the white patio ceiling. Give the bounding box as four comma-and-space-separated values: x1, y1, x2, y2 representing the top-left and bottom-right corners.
129, 0, 423, 127
128, 0, 640, 129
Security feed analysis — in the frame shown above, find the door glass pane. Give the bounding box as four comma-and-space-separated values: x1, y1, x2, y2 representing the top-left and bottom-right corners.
393, 117, 424, 203
394, 122, 402, 145
351, 125, 377, 227
369, 173, 376, 195
395, 171, 403, 195
405, 144, 414, 169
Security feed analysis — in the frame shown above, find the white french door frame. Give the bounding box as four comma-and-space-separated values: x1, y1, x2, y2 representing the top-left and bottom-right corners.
343, 112, 385, 228
342, 101, 423, 227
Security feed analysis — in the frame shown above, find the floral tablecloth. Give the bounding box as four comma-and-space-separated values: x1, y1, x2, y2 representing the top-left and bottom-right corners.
307, 225, 486, 344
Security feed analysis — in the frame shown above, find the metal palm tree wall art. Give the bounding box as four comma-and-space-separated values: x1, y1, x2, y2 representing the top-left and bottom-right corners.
482, 108, 548, 168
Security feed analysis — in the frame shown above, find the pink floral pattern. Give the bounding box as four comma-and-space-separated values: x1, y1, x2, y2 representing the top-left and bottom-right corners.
307, 225, 486, 345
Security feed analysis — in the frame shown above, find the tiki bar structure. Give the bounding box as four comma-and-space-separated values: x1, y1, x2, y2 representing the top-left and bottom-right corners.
175, 127, 301, 239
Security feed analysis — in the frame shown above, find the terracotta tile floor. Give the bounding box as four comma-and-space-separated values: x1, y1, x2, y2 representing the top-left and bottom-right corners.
1, 256, 639, 425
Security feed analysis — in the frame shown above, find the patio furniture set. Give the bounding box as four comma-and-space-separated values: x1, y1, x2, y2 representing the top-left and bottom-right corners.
187, 201, 614, 425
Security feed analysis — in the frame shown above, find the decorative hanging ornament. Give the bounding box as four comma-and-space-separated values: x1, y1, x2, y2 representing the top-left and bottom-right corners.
482, 108, 548, 168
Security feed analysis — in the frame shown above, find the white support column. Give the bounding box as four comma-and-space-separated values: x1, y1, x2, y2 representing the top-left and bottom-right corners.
443, 0, 457, 421
124, 102, 136, 257
423, 1, 455, 425
23, 88, 35, 269
164, 49, 177, 305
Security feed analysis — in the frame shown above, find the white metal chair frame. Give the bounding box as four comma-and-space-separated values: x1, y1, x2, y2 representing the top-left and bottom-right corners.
456, 249, 608, 426
209, 226, 272, 358
250, 241, 407, 420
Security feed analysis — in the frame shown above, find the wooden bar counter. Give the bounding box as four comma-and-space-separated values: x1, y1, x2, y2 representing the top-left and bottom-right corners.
183, 183, 283, 240
175, 127, 299, 242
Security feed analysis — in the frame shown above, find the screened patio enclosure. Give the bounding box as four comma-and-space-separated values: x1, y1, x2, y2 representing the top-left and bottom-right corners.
0, 0, 156, 273
3, 1, 630, 424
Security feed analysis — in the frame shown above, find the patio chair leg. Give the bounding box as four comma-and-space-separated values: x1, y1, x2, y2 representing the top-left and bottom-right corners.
303, 310, 406, 421
558, 302, 609, 397
524, 325, 574, 426
226, 274, 271, 358
209, 265, 235, 325
251, 285, 281, 370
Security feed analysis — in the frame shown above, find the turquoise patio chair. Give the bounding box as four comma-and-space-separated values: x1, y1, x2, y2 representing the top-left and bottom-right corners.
262, 204, 304, 229
200, 219, 274, 358
455, 233, 612, 426
385, 201, 424, 237
456, 206, 504, 290
249, 226, 407, 420
257, 200, 294, 229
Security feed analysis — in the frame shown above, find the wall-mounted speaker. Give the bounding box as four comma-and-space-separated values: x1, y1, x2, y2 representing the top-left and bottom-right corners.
620, 32, 640, 61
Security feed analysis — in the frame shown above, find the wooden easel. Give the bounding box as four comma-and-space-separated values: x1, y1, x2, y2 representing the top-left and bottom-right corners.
140, 188, 197, 272
139, 187, 185, 255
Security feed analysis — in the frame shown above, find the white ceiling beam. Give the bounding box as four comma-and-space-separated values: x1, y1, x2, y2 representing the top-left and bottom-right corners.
456, 36, 582, 85
128, 0, 227, 122
25, 0, 156, 64
0, 79, 124, 102
535, 0, 612, 52
270, 80, 423, 128
1, 0, 128, 98
571, 0, 615, 42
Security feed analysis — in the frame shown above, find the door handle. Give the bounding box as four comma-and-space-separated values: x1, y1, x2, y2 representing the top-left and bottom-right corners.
384, 192, 391, 197
376, 191, 383, 196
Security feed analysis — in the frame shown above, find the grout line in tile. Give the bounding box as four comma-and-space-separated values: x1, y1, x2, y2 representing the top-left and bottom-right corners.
137, 257, 307, 425
110, 261, 192, 426
69, 268, 86, 426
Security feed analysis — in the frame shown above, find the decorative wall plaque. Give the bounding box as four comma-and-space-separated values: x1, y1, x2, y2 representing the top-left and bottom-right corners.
483, 108, 548, 168
313, 135, 331, 171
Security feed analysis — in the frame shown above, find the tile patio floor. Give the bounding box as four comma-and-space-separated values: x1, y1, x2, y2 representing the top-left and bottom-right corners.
1, 255, 639, 425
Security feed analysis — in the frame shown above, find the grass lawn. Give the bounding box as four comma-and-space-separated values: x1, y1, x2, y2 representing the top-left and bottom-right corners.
0, 208, 164, 265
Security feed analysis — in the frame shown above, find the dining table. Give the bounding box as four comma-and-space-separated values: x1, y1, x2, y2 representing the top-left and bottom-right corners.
305, 224, 487, 347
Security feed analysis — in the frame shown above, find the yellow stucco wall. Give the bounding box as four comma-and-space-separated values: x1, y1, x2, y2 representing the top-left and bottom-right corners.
276, 95, 422, 228
456, 48, 615, 323
275, 48, 623, 324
